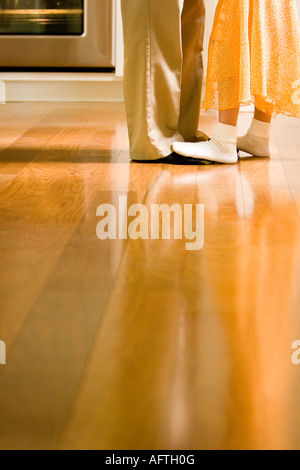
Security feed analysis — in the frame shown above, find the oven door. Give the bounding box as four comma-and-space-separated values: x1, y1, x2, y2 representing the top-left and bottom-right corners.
0, 0, 114, 70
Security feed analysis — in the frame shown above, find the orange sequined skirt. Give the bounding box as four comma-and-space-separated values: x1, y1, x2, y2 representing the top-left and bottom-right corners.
203, 0, 300, 118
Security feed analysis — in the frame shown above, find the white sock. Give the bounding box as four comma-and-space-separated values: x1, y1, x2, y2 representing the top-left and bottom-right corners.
172, 123, 238, 164
237, 118, 271, 157
248, 118, 271, 139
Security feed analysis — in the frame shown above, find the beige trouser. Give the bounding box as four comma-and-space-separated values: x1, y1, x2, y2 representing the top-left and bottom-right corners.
121, 0, 205, 160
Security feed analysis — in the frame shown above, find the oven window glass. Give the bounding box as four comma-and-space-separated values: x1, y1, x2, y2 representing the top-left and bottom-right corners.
0, 0, 84, 35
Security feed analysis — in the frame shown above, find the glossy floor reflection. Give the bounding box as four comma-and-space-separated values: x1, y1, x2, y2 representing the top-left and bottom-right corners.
0, 103, 299, 450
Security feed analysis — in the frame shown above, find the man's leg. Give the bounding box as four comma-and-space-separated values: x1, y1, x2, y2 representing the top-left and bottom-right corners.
179, 0, 206, 142
121, 0, 185, 161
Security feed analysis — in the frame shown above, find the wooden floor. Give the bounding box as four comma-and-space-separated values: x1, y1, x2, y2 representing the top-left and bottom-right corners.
0, 102, 300, 450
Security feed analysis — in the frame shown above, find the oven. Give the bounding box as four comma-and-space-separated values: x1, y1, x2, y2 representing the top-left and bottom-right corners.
0, 0, 115, 71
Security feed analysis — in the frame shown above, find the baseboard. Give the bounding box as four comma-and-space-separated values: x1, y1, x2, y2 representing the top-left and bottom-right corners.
0, 72, 124, 102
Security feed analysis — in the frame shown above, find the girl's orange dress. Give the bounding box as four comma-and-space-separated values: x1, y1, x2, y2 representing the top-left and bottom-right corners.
203, 0, 300, 118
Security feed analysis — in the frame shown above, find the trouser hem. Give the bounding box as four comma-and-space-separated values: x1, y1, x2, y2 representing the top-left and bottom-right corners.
130, 145, 174, 161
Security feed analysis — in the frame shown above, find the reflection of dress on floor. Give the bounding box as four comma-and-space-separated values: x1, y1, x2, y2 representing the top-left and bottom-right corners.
203, 0, 300, 118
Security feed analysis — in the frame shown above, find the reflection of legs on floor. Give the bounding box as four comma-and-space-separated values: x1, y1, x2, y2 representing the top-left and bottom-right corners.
194, 166, 300, 449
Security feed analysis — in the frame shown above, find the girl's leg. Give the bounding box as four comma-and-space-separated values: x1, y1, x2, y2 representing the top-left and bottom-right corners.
254, 108, 271, 124
219, 108, 240, 127
237, 107, 272, 158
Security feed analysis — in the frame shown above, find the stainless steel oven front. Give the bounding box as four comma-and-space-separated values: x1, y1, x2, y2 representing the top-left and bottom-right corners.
0, 0, 115, 70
